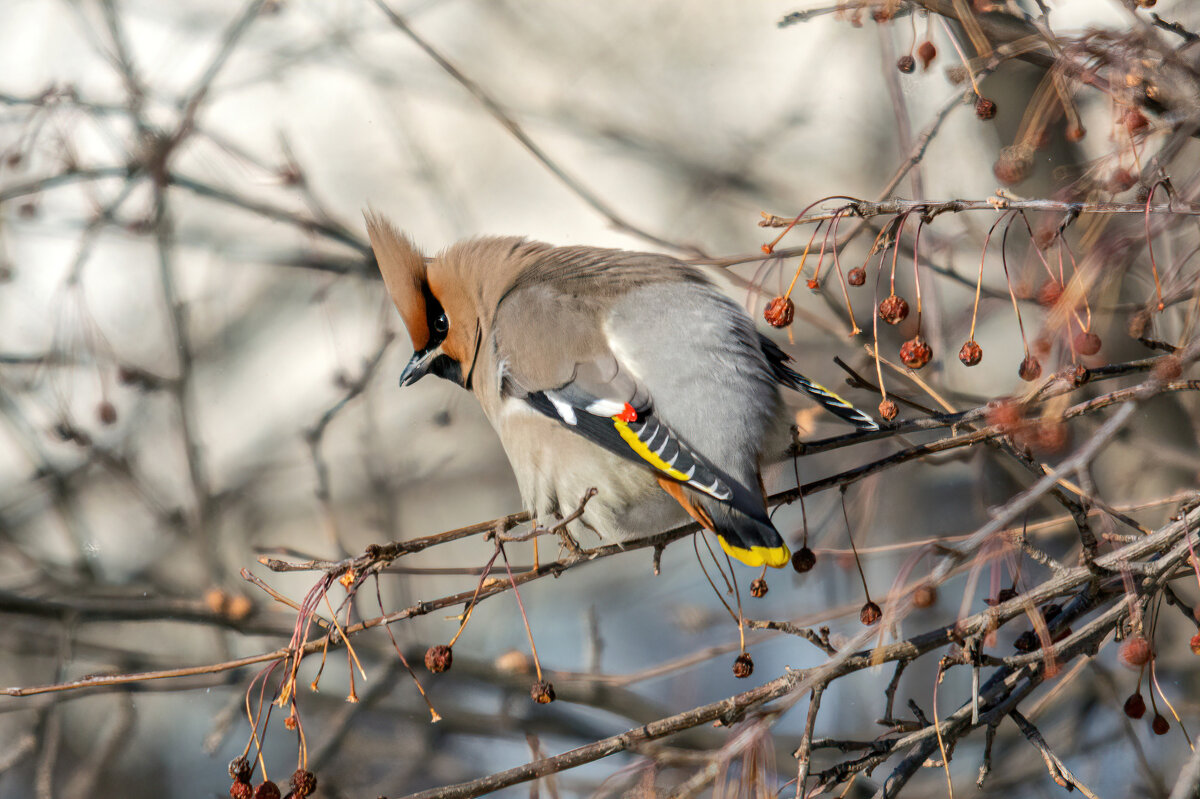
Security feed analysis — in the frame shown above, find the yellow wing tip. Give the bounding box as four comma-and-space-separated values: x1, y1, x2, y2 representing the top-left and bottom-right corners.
717, 537, 791, 569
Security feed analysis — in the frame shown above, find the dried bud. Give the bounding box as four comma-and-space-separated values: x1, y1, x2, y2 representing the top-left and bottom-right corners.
1123, 692, 1147, 719
847, 267, 866, 286
974, 96, 997, 120
1119, 636, 1152, 668
912, 584, 937, 608
253, 782, 281, 799
899, 336, 932, 369
860, 601, 882, 626
1018, 354, 1042, 382
96, 401, 118, 426
993, 146, 1033, 186
289, 770, 317, 797
1065, 124, 1087, 142
530, 680, 556, 703
750, 577, 768, 598
917, 41, 937, 69
1152, 714, 1170, 735
424, 644, 453, 673
1152, 355, 1182, 383
231, 782, 253, 799
229, 757, 252, 783
878, 399, 898, 421
791, 546, 816, 573
958, 340, 983, 366
1074, 331, 1102, 356
897, 55, 915, 74
733, 652, 754, 678
764, 296, 795, 328
1036, 280, 1063, 307
879, 294, 909, 325
1124, 108, 1148, 133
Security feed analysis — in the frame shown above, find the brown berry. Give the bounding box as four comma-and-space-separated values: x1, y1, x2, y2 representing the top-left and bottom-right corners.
1124, 108, 1148, 133
1074, 331, 1101, 356
1036, 280, 1063, 307
1152, 714, 1170, 735
95, 400, 118, 426
530, 680, 556, 703
733, 652, 754, 678
764, 296, 794, 328
860, 601, 882, 626
1135, 0, 1156, 6
1152, 355, 1183, 383
879, 294, 909, 325
253, 782, 281, 799
899, 336, 932, 369
986, 399, 1023, 432
993, 146, 1033, 185
1119, 636, 1152, 668
424, 644, 453, 673
750, 577, 768, 598
1031, 421, 1068, 454
847, 267, 866, 286
229, 757, 252, 783
1065, 124, 1086, 142
1123, 692, 1147, 719
917, 41, 937, 69
231, 782, 253, 799
878, 398, 898, 421
897, 55, 915, 74
791, 546, 816, 573
958, 340, 983, 366
975, 96, 997, 120
912, 584, 937, 608
1018, 354, 1042, 382
289, 770, 317, 797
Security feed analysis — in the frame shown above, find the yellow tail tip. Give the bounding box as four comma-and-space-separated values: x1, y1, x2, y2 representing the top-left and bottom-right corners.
717, 536, 791, 568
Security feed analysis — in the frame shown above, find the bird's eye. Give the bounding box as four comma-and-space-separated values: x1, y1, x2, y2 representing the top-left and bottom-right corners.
434, 312, 449, 333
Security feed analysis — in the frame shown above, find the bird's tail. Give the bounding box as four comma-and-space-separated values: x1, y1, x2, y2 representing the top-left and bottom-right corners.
759, 335, 879, 431
657, 476, 789, 568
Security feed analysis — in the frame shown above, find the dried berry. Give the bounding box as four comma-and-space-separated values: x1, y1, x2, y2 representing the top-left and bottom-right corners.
975, 96, 997, 120
878, 399, 898, 421
231, 782, 253, 799
733, 652, 754, 678
96, 401, 118, 426
1119, 636, 1152, 668
860, 601, 882, 626
530, 680, 556, 703
1107, 168, 1137, 194
1123, 692, 1146, 719
424, 644, 453, 673
993, 146, 1033, 186
1018, 354, 1042, 382
1014, 630, 1039, 652
958, 339, 983, 366
750, 577, 768, 598
912, 584, 937, 608
986, 399, 1023, 432
1031, 422, 1068, 454
791, 546, 816, 573
806, 278, 820, 291
1036, 280, 1063, 307
899, 336, 932, 369
897, 55, 916, 74
764, 296, 794, 328
1074, 331, 1101, 356
1065, 124, 1087, 142
1152, 714, 1170, 735
1124, 108, 1148, 133
289, 770, 317, 797
229, 757, 252, 783
917, 41, 937, 69
253, 782, 281, 799
879, 294, 909, 325
847, 267, 866, 286
1135, 0, 1156, 7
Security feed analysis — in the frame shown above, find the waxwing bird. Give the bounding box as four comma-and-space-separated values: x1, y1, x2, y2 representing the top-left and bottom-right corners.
365, 212, 878, 568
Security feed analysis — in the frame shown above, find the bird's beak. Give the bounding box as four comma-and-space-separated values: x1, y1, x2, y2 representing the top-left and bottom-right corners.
400, 346, 439, 386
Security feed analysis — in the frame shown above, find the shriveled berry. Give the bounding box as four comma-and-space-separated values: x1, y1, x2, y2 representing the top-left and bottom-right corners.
791, 546, 816, 573
1018, 354, 1042, 382
229, 756, 252, 783
424, 644, 453, 673
806, 278, 819, 291
231, 782, 253, 799
289, 770, 317, 797
1036, 280, 1063, 307
879, 294, 909, 325
1152, 714, 1170, 735
1124, 692, 1147, 719
912, 584, 937, 608
899, 336, 932, 369
860, 601, 882, 626
917, 41, 937, 69
97, 401, 118, 426
958, 340, 982, 366
897, 55, 916, 73
1074, 331, 1101, 356
994, 146, 1033, 185
733, 652, 754, 678
975, 96, 997, 120
878, 399, 898, 421
764, 296, 795, 328
1065, 124, 1086, 142
253, 782, 281, 799
1119, 636, 1152, 668
750, 577, 768, 598
847, 267, 866, 286
530, 680, 556, 703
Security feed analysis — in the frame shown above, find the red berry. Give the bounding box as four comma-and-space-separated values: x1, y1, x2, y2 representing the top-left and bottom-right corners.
1074, 331, 1102, 356
1124, 108, 1148, 133
899, 336, 932, 369
958, 340, 982, 366
750, 577, 768, 598
1018, 355, 1042, 382
878, 399, 898, 421
975, 97, 997, 120
993, 146, 1032, 185
806, 278, 820, 291
231, 782, 253, 799
424, 644, 453, 673
1152, 714, 1170, 735
1119, 636, 1152, 668
764, 296, 795, 328
289, 770, 317, 797
917, 41, 937, 69
1123, 692, 1146, 719
897, 55, 915, 74
791, 546, 816, 573
531, 680, 556, 703
847, 267, 866, 286
733, 652, 754, 678
986, 399, 1023, 432
879, 294, 909, 325
1036, 280, 1063, 307
253, 782, 281, 799
1190, 632, 1200, 655
913, 584, 937, 608
860, 601, 882, 626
